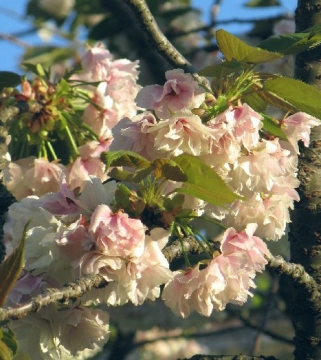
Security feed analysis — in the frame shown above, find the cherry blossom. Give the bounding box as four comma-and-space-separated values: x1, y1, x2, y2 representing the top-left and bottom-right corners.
110, 112, 159, 160
220, 223, 271, 271
147, 110, 211, 157
88, 204, 146, 257
282, 112, 321, 153
5, 157, 68, 200
136, 68, 205, 119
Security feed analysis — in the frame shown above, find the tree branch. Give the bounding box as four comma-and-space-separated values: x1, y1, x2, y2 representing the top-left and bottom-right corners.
0, 274, 108, 322
267, 255, 321, 306
181, 355, 279, 360
123, 0, 211, 91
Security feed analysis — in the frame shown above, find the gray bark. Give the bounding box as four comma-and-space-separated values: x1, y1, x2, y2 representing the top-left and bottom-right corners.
290, 1, 321, 359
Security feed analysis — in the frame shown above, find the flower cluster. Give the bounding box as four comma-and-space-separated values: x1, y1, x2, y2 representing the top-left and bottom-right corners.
2, 42, 321, 359
4, 177, 171, 358
112, 69, 320, 240
4, 44, 141, 199
163, 224, 270, 318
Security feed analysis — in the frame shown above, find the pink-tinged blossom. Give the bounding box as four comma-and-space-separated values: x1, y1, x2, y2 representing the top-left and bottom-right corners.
3, 196, 61, 260
282, 112, 321, 153
76, 44, 141, 131
68, 156, 106, 190
82, 82, 117, 139
136, 69, 205, 119
228, 103, 263, 150
106, 58, 141, 121
221, 192, 298, 240
220, 224, 271, 272
110, 112, 159, 160
214, 254, 256, 308
7, 271, 44, 305
203, 103, 263, 171
204, 131, 240, 172
78, 228, 172, 306
5, 157, 68, 201
74, 177, 117, 214
39, 176, 81, 215
162, 265, 204, 318
56, 216, 93, 266
58, 305, 110, 356
163, 250, 258, 318
89, 204, 146, 258
68, 140, 111, 190
81, 44, 112, 81
11, 305, 60, 360
147, 110, 210, 157
229, 138, 297, 195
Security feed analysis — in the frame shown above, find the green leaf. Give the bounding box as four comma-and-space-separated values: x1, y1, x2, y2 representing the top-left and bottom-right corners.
1, 328, 17, 357
114, 184, 136, 214
0, 72, 21, 90
108, 166, 153, 183
173, 154, 241, 206
22, 46, 76, 68
0, 222, 28, 307
100, 151, 151, 171
257, 88, 297, 113
263, 78, 321, 119
262, 115, 287, 140
216, 29, 283, 64
199, 61, 245, 78
242, 92, 268, 113
259, 32, 321, 55
0, 337, 12, 360
163, 194, 185, 212
152, 158, 187, 182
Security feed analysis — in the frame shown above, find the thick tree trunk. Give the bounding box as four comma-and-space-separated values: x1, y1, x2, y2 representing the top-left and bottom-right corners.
290, 1, 321, 359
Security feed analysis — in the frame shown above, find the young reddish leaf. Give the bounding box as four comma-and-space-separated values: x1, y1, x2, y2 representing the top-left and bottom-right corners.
152, 158, 187, 181
101, 150, 151, 171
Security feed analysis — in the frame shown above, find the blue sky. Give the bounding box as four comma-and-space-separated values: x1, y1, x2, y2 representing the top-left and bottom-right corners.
0, 1, 297, 74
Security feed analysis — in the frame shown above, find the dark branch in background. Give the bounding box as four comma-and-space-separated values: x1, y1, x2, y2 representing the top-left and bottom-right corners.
0, 274, 108, 322
103, 0, 170, 84
123, 0, 211, 91
0, 183, 16, 263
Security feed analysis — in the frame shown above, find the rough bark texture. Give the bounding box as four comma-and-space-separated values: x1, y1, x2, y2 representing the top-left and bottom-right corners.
290, 1, 321, 359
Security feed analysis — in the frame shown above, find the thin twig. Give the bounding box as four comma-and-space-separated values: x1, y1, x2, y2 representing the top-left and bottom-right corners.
0, 32, 30, 48
124, 0, 211, 91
